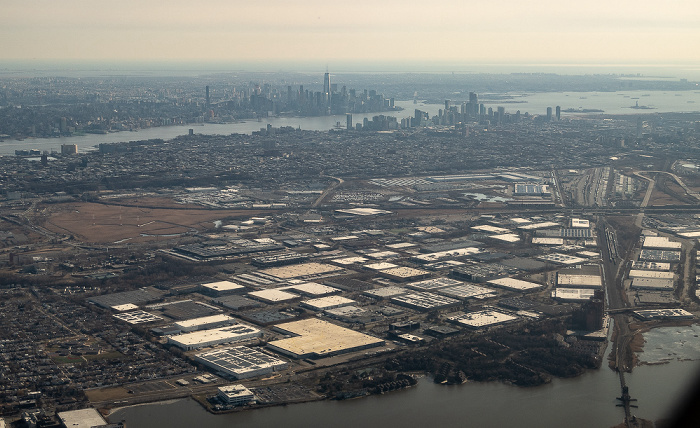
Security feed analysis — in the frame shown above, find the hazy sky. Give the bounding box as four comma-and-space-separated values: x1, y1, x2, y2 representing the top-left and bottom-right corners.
3, 0, 699, 68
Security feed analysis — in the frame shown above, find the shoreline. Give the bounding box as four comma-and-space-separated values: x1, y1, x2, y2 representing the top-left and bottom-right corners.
103, 321, 700, 419
100, 353, 600, 418
0, 107, 404, 144
106, 398, 184, 416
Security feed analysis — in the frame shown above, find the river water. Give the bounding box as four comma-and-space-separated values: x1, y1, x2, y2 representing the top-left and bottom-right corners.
0, 101, 439, 155
483, 90, 700, 117
109, 325, 700, 428
4, 89, 700, 155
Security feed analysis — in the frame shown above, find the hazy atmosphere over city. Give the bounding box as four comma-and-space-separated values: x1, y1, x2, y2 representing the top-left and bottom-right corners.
1, 1, 700, 428
2, 0, 700, 70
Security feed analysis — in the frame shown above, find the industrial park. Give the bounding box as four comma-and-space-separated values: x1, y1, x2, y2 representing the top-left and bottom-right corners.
0, 68, 699, 428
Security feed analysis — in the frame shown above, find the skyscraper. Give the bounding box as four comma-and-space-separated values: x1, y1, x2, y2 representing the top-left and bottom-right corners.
556, 106, 561, 121
322, 71, 332, 114
546, 107, 553, 121
323, 71, 331, 103
468, 92, 479, 118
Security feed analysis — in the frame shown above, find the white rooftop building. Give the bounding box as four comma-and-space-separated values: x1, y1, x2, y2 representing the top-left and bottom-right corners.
448, 310, 518, 329
201, 280, 246, 296
268, 319, 385, 359
380, 266, 431, 281
631, 261, 671, 271
628, 270, 675, 280
437, 284, 497, 300
407, 277, 463, 291
332, 256, 369, 265
472, 225, 511, 234
57, 409, 107, 428
643, 236, 682, 250
633, 309, 693, 321
217, 384, 256, 405
301, 296, 356, 311
366, 250, 400, 259
539, 253, 588, 265
248, 289, 300, 304
491, 233, 521, 243
168, 324, 262, 351
279, 282, 340, 296
571, 218, 590, 228
552, 288, 596, 301
488, 277, 542, 291
363, 286, 409, 299
195, 346, 288, 379
518, 221, 560, 230
532, 237, 564, 246
557, 273, 603, 289
391, 292, 461, 311
386, 242, 418, 250
174, 314, 237, 333
111, 303, 139, 312
411, 247, 481, 263
631, 277, 675, 291
364, 262, 399, 270
113, 310, 162, 324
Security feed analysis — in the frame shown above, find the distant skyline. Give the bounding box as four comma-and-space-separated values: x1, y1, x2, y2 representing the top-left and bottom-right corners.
2, 0, 699, 70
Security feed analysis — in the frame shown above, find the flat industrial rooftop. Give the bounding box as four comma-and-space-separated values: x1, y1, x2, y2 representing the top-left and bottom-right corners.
268, 319, 385, 358
88, 286, 165, 309
448, 310, 518, 329
195, 346, 288, 379
259, 262, 345, 279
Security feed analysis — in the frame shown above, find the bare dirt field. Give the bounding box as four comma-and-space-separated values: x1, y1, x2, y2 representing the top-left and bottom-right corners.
98, 197, 205, 209
41, 200, 271, 244
649, 176, 694, 206
648, 188, 687, 206
648, 194, 676, 206
84, 385, 131, 403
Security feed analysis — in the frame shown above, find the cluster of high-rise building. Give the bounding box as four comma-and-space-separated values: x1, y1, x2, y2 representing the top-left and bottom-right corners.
412, 93, 564, 131
204, 71, 398, 118
277, 77, 397, 117
0, 71, 399, 140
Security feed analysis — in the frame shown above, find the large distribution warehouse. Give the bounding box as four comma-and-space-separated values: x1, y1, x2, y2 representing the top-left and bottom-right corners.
168, 324, 262, 351
267, 319, 385, 359
194, 346, 288, 379
174, 314, 236, 333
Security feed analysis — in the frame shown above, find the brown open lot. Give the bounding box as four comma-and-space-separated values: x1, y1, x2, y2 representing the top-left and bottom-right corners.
648, 191, 680, 206
42, 200, 270, 244
649, 185, 689, 206
84, 386, 132, 403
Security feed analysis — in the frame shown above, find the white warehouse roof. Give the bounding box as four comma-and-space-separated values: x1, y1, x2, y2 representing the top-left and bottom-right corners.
643, 236, 682, 250
168, 324, 262, 350
301, 296, 356, 311
488, 277, 542, 291
174, 314, 236, 332
448, 310, 518, 329
201, 280, 246, 293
